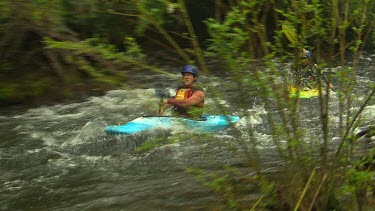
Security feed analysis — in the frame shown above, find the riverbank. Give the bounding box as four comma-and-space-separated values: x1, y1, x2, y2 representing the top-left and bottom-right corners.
0, 79, 113, 107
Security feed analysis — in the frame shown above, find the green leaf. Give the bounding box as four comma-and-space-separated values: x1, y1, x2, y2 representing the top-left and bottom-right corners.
282, 21, 299, 45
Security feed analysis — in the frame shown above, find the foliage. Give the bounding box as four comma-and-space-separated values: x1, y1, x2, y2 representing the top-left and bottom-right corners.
134, 0, 170, 35
1, 0, 374, 105
198, 0, 375, 210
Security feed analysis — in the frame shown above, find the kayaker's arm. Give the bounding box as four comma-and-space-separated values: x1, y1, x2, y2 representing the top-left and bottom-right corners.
164, 90, 204, 108
157, 101, 172, 115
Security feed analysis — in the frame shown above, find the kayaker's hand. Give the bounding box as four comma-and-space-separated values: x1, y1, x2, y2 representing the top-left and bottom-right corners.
158, 100, 162, 107
157, 108, 164, 115
328, 83, 334, 90
158, 98, 168, 106
157, 98, 168, 115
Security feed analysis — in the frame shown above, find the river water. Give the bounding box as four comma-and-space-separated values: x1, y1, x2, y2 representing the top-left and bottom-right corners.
1, 53, 374, 210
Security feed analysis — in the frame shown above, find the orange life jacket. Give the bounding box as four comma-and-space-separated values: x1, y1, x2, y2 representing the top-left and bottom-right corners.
173, 87, 204, 117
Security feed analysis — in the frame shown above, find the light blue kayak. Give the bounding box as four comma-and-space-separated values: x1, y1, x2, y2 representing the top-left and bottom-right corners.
105, 115, 240, 135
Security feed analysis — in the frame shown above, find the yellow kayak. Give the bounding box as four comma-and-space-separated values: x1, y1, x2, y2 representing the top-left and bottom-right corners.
289, 86, 320, 98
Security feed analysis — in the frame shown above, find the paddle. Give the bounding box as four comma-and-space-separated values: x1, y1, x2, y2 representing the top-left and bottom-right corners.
155, 87, 171, 115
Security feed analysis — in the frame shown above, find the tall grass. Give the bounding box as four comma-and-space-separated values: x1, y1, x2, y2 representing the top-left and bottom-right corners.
198, 0, 375, 210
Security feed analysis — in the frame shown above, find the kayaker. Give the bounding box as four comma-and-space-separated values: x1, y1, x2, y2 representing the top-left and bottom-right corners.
299, 49, 314, 88
299, 49, 333, 90
158, 65, 205, 118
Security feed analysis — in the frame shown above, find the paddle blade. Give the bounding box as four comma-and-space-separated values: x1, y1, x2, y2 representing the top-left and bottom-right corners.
282, 21, 299, 45
155, 88, 171, 98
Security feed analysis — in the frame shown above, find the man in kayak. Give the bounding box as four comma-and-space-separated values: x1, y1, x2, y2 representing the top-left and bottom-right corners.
299, 49, 333, 90
158, 65, 205, 118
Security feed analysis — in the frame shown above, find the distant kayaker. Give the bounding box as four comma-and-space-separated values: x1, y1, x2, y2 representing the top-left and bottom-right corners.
158, 65, 205, 118
299, 49, 333, 90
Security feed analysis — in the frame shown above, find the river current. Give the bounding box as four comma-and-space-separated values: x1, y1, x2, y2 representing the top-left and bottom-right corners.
1, 53, 374, 210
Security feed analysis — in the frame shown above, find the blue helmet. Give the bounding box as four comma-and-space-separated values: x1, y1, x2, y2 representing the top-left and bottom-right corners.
305, 50, 311, 58
181, 65, 199, 77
